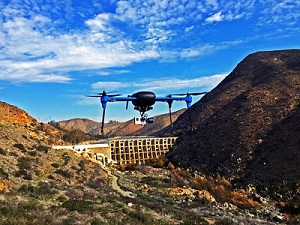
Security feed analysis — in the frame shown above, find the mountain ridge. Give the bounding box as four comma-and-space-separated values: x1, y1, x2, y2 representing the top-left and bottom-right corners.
58, 108, 185, 137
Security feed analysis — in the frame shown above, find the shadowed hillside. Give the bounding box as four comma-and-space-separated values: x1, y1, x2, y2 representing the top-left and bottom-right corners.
167, 49, 300, 198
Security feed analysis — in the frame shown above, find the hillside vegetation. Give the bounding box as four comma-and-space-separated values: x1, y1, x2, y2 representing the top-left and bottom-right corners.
0, 105, 288, 224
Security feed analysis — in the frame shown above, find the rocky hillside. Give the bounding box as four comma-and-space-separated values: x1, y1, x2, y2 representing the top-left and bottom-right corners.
1, 103, 286, 224
0, 101, 38, 125
167, 49, 300, 198
58, 109, 185, 137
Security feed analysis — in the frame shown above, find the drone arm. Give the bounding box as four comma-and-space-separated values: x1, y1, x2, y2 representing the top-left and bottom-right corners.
155, 96, 192, 108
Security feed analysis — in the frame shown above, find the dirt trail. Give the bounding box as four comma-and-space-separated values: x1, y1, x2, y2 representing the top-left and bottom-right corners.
107, 170, 135, 198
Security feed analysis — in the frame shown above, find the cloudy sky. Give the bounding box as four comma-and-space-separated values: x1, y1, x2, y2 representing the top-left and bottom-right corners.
1, 0, 299, 123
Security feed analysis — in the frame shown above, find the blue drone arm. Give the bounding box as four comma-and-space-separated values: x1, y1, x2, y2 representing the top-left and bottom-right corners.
155, 95, 193, 108
100, 96, 137, 108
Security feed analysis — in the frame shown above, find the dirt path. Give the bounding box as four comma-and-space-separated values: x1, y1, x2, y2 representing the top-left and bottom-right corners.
107, 170, 135, 198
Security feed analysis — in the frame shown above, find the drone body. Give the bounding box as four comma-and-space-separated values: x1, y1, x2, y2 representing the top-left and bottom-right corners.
88, 90, 206, 135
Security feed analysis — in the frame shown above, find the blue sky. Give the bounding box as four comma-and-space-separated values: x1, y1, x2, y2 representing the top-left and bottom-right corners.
1, 0, 299, 123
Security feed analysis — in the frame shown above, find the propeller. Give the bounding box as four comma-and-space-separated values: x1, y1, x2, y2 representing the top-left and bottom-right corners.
86, 91, 121, 136
87, 91, 121, 97
171, 91, 207, 96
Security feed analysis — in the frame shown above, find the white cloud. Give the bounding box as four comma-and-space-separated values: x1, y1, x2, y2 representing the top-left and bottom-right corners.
205, 11, 223, 23
258, 0, 300, 26
0, 12, 160, 83
0, 0, 298, 85
91, 74, 228, 92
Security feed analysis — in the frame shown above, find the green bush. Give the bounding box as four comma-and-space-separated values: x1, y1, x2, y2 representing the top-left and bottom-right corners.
62, 199, 95, 214
21, 134, 27, 139
28, 151, 37, 157
36, 145, 50, 153
55, 169, 73, 178
63, 129, 89, 144
51, 163, 60, 168
13, 143, 26, 151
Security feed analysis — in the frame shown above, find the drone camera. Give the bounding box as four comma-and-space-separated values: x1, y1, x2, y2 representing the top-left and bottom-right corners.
134, 117, 143, 125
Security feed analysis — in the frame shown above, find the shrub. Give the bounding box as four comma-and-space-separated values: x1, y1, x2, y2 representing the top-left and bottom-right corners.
0, 168, 9, 179
0, 147, 7, 156
17, 157, 32, 170
216, 174, 232, 187
78, 160, 86, 169
62, 199, 95, 214
21, 134, 27, 139
62, 129, 89, 144
119, 164, 126, 172
51, 163, 60, 168
36, 145, 50, 153
91, 218, 103, 225
168, 162, 176, 170
125, 163, 138, 171
55, 169, 73, 178
191, 174, 260, 208
13, 143, 26, 151
28, 151, 37, 157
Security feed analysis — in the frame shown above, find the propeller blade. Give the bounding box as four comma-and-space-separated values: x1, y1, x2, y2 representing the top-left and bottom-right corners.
87, 91, 122, 97
86, 95, 102, 97
170, 91, 207, 96
107, 94, 122, 97
126, 101, 129, 110
188, 92, 208, 96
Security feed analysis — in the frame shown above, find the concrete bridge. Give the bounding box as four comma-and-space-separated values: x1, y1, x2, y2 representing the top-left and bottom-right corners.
53, 136, 177, 165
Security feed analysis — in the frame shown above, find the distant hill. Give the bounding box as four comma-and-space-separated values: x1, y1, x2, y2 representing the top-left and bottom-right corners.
58, 109, 185, 137
167, 49, 300, 197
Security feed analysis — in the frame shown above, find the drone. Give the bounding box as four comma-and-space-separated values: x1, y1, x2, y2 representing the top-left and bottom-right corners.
88, 90, 207, 134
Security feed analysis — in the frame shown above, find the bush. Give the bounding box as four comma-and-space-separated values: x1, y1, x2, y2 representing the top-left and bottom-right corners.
17, 157, 32, 170
0, 168, 9, 179
28, 151, 37, 157
0, 147, 7, 156
36, 145, 50, 153
51, 163, 60, 168
62, 199, 95, 213
119, 164, 126, 172
91, 218, 103, 225
13, 143, 26, 151
55, 169, 73, 178
63, 129, 89, 144
21, 134, 27, 139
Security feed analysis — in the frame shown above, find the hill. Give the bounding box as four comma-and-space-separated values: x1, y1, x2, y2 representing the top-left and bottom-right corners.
58, 109, 185, 137
167, 49, 300, 198
0, 101, 38, 125
1, 103, 283, 224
